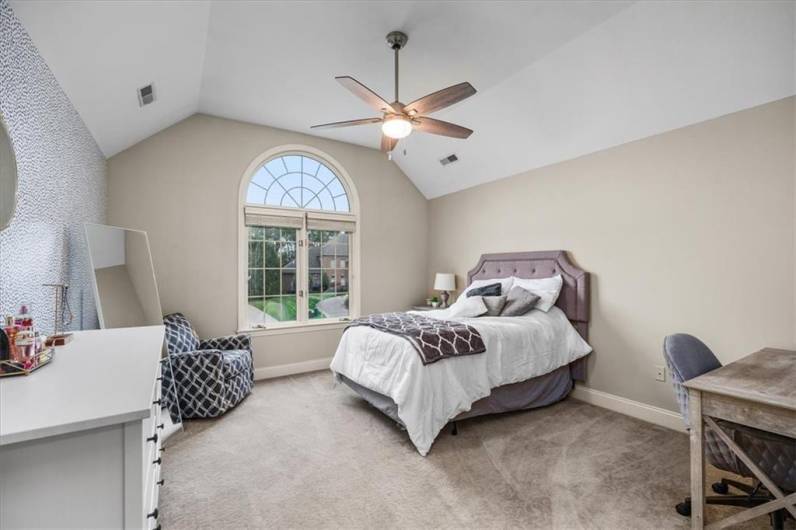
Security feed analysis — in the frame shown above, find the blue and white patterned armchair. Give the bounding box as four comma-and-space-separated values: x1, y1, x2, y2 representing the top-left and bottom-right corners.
162, 313, 254, 420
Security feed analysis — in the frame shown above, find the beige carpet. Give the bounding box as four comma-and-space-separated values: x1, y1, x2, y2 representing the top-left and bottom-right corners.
161, 372, 791, 529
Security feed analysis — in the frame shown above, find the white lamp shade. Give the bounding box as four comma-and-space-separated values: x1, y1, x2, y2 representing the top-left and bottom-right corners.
434, 273, 456, 291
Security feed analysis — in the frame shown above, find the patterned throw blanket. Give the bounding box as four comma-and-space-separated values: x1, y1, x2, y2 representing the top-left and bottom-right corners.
346, 312, 486, 365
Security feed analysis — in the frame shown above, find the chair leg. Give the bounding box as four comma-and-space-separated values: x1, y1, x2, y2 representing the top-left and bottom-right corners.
676, 494, 774, 517
705, 495, 772, 508
770, 509, 785, 530
720, 478, 757, 495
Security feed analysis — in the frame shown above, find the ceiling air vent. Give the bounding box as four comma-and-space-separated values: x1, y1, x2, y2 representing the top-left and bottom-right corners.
137, 83, 155, 107
439, 154, 458, 166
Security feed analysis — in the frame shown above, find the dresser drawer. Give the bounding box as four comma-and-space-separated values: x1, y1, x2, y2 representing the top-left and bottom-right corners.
141, 361, 165, 528
152, 362, 163, 407
143, 420, 161, 489
146, 460, 162, 530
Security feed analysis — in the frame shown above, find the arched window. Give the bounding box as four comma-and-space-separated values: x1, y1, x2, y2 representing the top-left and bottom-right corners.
239, 148, 359, 331
246, 154, 350, 213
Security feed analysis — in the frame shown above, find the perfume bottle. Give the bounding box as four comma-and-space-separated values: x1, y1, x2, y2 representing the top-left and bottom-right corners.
15, 330, 37, 369
0, 326, 9, 362
15, 304, 33, 330
3, 315, 19, 361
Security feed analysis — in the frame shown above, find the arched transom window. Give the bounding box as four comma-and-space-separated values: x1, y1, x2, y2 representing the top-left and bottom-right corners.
246, 154, 350, 213
240, 149, 358, 331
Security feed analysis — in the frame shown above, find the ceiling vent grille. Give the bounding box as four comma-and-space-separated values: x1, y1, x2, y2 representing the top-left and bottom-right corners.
137, 84, 155, 107
439, 154, 458, 166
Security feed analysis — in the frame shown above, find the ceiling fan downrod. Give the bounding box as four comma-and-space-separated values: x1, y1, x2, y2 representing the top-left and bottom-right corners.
386, 31, 408, 104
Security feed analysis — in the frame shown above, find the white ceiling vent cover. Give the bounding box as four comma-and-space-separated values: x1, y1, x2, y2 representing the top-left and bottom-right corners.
137, 84, 155, 107
440, 154, 458, 166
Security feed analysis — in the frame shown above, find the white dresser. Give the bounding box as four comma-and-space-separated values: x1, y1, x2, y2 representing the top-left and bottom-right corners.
0, 325, 166, 529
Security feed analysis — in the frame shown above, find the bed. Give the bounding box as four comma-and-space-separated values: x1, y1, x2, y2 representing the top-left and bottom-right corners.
330, 250, 592, 455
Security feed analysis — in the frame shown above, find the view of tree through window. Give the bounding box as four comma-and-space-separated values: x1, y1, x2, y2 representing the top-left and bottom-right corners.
308, 230, 350, 320
248, 226, 297, 324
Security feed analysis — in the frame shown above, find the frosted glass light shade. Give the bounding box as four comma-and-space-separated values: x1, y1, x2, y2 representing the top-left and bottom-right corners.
434, 273, 456, 291
381, 116, 413, 139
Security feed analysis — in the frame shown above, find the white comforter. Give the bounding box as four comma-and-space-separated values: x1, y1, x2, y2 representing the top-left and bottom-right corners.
329, 306, 592, 456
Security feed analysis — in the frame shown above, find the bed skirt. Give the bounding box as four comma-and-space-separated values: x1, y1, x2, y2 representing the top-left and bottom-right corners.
337, 360, 582, 427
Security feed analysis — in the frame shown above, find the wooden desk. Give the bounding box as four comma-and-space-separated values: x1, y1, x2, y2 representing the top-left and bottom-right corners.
684, 348, 796, 529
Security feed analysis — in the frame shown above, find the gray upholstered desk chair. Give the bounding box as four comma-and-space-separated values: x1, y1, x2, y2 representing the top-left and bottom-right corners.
663, 334, 795, 529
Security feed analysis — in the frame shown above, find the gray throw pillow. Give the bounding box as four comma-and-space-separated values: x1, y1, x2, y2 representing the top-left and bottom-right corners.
466, 282, 502, 298
481, 296, 507, 316
500, 287, 541, 316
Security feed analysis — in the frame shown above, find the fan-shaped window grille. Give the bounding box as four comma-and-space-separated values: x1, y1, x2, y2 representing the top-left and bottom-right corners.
246, 154, 350, 212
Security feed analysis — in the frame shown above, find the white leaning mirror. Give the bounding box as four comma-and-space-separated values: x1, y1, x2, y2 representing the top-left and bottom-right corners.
0, 112, 17, 231
84, 223, 184, 436
84, 223, 163, 330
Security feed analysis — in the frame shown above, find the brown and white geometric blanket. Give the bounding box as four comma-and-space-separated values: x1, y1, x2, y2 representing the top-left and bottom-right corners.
345, 312, 486, 365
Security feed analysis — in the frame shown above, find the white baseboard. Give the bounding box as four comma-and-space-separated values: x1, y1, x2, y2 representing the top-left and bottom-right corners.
254, 357, 333, 380
571, 384, 686, 433
255, 363, 685, 432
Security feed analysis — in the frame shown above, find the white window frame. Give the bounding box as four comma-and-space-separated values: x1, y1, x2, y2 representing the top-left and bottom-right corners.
237, 145, 360, 335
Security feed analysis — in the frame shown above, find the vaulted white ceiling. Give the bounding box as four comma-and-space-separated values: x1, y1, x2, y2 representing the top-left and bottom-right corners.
11, 1, 795, 198
11, 0, 211, 160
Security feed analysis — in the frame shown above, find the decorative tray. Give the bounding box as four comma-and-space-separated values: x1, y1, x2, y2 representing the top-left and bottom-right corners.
0, 348, 55, 377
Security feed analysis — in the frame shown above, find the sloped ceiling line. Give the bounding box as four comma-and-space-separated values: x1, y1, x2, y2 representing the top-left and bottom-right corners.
10, 0, 795, 199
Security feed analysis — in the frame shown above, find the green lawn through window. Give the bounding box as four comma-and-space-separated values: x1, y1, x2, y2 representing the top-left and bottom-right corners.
249, 293, 347, 322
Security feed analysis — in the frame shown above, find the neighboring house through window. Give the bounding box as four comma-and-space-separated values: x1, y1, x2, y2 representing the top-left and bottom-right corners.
238, 147, 359, 331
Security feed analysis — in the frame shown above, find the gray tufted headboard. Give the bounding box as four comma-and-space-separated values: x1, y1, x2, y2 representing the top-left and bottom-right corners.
467, 250, 590, 341
467, 250, 591, 381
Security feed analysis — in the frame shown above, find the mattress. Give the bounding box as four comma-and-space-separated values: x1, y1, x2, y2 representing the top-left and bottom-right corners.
330, 306, 592, 455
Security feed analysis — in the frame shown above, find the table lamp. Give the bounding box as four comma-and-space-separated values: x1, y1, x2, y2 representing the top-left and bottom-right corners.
434, 273, 456, 308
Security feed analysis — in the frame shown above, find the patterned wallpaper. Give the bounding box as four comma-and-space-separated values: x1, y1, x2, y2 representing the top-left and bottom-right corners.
0, 0, 106, 331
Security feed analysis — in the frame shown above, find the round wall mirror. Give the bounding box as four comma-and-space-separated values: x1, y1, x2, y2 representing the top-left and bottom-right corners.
0, 113, 18, 231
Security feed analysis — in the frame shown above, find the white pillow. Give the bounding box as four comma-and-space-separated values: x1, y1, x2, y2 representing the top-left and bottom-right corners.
511, 275, 563, 312
456, 277, 514, 303
447, 296, 488, 319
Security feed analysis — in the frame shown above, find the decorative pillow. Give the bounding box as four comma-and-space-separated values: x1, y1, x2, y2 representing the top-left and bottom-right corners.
511, 275, 563, 312
459, 277, 514, 300
466, 282, 501, 298
500, 287, 541, 317
481, 296, 507, 316
447, 295, 489, 319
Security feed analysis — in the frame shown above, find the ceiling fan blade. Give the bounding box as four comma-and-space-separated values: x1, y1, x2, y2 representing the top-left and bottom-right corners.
380, 134, 398, 152
336, 76, 398, 113
413, 117, 473, 139
404, 82, 476, 115
311, 117, 383, 130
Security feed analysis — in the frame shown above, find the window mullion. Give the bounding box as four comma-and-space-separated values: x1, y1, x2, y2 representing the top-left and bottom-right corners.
299, 215, 309, 322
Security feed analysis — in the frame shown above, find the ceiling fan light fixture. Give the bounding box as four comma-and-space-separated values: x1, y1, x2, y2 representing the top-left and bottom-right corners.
382, 116, 412, 139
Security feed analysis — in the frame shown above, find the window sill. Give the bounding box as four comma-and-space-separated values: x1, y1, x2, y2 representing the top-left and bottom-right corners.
238, 318, 352, 337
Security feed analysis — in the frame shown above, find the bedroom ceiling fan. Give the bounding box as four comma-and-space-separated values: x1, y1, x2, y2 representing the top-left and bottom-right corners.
311, 31, 477, 154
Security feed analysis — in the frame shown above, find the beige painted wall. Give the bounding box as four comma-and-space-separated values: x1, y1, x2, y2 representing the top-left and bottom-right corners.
428, 97, 795, 412
108, 99, 794, 413
108, 114, 428, 370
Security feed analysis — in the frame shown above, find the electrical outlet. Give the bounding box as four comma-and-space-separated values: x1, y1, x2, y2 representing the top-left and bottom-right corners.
655, 365, 666, 382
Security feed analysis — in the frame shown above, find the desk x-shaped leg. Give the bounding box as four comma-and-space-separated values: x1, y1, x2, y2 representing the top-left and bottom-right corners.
703, 417, 796, 530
